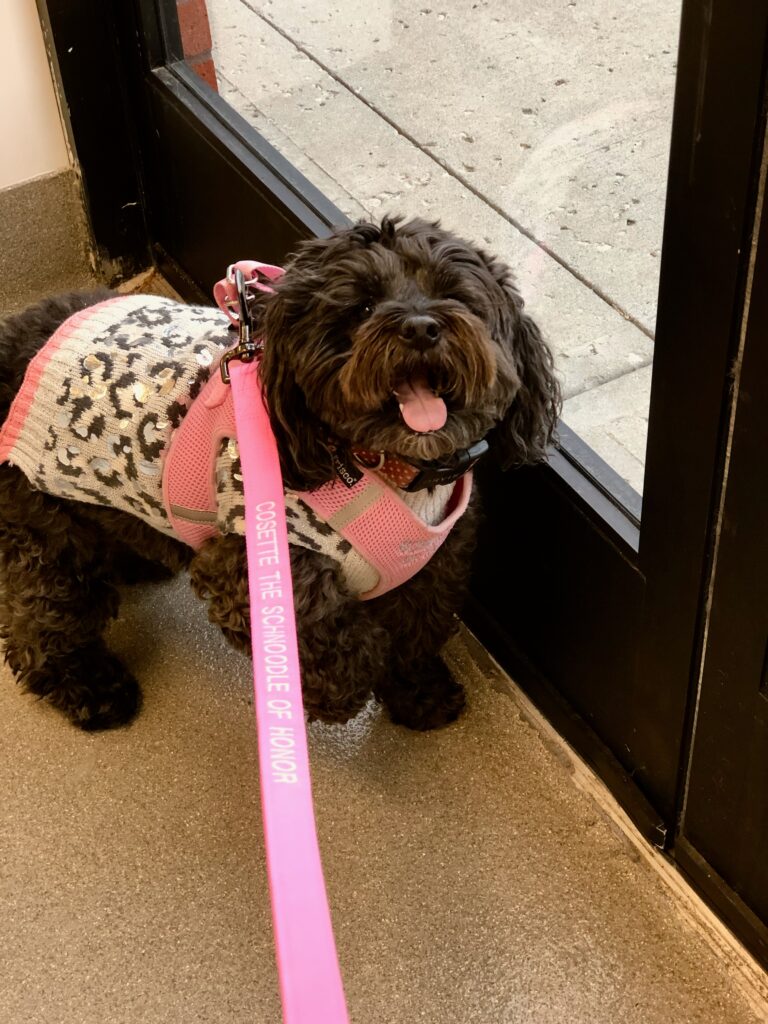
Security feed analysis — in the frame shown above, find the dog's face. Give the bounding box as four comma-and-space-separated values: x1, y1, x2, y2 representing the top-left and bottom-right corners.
258, 217, 560, 490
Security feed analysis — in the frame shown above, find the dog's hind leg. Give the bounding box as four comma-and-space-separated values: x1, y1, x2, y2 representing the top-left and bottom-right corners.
0, 467, 140, 730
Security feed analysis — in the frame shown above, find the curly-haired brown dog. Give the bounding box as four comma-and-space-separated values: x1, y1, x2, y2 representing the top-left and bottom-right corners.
0, 217, 559, 732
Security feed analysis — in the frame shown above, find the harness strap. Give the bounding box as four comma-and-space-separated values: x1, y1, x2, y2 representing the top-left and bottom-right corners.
230, 358, 349, 1024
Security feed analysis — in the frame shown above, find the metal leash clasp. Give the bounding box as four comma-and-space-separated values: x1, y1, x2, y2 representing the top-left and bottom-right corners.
220, 267, 263, 383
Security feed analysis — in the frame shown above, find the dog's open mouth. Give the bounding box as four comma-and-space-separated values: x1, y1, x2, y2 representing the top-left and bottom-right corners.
393, 374, 448, 433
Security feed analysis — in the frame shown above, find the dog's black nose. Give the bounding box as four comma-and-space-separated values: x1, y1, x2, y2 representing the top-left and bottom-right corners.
399, 315, 441, 351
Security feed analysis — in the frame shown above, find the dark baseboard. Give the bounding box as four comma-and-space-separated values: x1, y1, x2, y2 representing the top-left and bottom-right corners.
461, 595, 668, 850
674, 839, 768, 971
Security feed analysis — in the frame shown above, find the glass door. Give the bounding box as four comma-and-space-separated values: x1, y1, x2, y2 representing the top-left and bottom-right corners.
202, 0, 678, 507
42, 0, 768, 962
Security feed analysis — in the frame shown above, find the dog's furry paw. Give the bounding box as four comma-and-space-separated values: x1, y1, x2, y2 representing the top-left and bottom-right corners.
15, 645, 143, 731
378, 657, 466, 731
70, 659, 142, 731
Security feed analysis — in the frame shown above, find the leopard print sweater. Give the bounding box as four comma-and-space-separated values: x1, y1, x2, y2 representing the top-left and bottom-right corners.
0, 294, 453, 596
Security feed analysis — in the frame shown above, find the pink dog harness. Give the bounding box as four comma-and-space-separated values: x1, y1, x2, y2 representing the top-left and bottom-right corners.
164, 368, 471, 599
300, 469, 470, 598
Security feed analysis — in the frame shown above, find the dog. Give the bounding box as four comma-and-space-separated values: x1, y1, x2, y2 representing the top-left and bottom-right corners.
0, 217, 560, 732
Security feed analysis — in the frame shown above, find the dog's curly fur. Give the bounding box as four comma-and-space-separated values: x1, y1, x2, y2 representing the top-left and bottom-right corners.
0, 217, 559, 731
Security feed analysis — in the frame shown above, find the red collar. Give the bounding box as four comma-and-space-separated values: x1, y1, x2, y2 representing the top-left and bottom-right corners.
351, 447, 421, 489
351, 438, 489, 492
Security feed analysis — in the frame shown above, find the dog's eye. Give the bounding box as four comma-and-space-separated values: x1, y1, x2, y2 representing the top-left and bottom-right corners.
359, 301, 375, 319
449, 291, 487, 319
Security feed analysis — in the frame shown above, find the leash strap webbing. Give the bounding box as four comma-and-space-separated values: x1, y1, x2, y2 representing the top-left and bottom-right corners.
229, 358, 349, 1024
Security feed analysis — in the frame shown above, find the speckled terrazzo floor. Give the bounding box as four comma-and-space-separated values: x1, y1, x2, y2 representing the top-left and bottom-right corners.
1, 575, 764, 1023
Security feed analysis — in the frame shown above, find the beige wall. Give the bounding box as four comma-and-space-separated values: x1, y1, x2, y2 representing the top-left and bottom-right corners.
0, 0, 70, 191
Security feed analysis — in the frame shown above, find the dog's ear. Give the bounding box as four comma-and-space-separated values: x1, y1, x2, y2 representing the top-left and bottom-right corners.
258, 293, 337, 492
493, 307, 561, 469
479, 252, 561, 469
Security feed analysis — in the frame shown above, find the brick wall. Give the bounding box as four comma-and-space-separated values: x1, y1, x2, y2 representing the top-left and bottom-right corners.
176, 0, 218, 91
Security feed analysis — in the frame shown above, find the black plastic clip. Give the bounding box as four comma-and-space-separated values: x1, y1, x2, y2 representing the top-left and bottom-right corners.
403, 438, 490, 492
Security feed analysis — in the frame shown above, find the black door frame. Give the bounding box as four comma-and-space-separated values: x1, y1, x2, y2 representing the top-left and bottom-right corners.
38, 0, 342, 291
470, 0, 768, 830
38, 0, 768, 967
676, 145, 768, 966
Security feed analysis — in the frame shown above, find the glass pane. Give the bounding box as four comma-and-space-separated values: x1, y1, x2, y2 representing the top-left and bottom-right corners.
181, 0, 683, 501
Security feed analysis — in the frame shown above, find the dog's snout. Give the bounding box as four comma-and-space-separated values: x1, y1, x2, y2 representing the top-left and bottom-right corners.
399, 314, 441, 352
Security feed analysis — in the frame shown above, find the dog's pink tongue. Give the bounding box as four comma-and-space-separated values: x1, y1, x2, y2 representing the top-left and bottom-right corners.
396, 378, 447, 433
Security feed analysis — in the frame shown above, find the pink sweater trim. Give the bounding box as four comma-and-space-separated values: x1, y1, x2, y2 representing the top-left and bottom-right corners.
0, 298, 124, 463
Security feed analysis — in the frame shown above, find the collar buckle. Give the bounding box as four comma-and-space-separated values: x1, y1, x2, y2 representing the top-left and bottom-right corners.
403, 439, 489, 492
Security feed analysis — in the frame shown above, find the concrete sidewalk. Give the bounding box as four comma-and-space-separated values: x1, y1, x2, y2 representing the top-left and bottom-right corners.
206, 0, 682, 494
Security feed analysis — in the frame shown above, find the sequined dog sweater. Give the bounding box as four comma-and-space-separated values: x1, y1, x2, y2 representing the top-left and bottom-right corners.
0, 295, 470, 598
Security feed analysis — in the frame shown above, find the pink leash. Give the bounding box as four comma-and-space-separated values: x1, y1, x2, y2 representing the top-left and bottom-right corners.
220, 264, 350, 1024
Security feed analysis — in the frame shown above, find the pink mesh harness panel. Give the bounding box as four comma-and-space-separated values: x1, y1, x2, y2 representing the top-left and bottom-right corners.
295, 471, 470, 600
163, 370, 238, 549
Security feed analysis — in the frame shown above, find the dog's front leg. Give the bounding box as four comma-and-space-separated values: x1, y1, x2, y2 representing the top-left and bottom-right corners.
370, 499, 480, 730
290, 546, 391, 724
189, 534, 252, 655
190, 537, 388, 723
